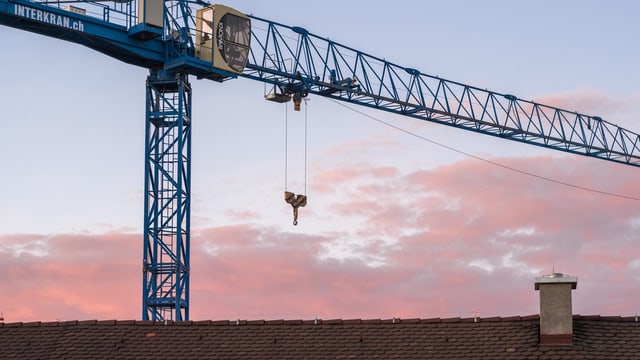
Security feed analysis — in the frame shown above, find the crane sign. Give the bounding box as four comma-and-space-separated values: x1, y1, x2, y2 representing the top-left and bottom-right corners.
1, 0, 639, 322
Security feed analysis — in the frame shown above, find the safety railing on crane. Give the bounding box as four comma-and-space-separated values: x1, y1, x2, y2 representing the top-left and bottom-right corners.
34, 0, 136, 28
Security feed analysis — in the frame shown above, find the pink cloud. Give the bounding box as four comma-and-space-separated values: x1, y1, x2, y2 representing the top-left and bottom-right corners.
0, 232, 140, 322
1, 155, 638, 323
187, 154, 638, 319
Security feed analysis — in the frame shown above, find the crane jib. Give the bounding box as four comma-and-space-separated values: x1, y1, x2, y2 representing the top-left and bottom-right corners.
13, 4, 84, 31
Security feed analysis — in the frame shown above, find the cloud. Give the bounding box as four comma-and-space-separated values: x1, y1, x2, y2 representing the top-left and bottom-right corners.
1, 154, 639, 323
0, 232, 140, 322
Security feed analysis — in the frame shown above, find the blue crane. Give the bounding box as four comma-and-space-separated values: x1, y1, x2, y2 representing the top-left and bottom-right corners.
1, 0, 639, 322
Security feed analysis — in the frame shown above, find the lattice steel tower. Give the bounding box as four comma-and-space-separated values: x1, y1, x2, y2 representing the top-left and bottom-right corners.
142, 70, 192, 321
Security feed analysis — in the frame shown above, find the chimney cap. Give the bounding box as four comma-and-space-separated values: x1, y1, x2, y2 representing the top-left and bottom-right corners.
535, 274, 578, 290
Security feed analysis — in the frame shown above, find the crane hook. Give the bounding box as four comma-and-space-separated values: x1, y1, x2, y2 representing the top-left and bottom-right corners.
285, 191, 307, 226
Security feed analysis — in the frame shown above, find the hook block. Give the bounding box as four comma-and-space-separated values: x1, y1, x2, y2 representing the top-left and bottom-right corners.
284, 191, 307, 225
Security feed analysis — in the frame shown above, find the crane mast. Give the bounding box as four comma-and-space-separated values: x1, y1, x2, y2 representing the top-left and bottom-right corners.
1, 0, 639, 322
142, 71, 192, 321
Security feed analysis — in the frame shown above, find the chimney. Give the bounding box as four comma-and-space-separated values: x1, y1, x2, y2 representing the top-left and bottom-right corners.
534, 272, 578, 346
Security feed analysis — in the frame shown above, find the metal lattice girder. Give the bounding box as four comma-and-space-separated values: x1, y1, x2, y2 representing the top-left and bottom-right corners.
142, 70, 191, 321
3, 1, 637, 166
243, 15, 640, 168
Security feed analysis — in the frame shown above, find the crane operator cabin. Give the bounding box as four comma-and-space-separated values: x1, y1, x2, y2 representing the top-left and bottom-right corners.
139, 1, 251, 78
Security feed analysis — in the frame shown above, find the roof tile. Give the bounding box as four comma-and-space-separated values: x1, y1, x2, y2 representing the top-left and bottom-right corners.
1, 315, 639, 359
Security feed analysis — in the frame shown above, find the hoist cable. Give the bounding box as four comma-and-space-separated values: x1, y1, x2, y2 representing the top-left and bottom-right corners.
329, 98, 640, 202
304, 98, 308, 195
284, 103, 288, 192
283, 98, 309, 195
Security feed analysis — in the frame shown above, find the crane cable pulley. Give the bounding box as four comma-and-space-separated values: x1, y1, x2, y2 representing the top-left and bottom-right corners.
284, 92, 308, 226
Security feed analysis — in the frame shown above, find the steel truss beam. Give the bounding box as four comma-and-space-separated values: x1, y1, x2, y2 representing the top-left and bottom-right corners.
142, 70, 191, 321
244, 16, 640, 168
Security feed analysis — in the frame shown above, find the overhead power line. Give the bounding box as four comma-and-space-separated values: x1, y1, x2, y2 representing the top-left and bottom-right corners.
330, 99, 640, 201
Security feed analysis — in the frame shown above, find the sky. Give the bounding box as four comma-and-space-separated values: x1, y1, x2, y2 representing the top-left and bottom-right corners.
0, 0, 639, 322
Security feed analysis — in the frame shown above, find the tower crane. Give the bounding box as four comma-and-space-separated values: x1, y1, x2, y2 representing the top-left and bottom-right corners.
1, 0, 639, 322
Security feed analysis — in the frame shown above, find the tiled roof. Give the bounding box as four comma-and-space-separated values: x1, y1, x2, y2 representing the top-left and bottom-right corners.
1, 315, 639, 359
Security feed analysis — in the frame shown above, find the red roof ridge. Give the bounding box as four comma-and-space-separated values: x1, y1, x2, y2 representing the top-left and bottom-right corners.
573, 314, 639, 321
4, 314, 638, 327
2, 314, 640, 359
0, 314, 555, 327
